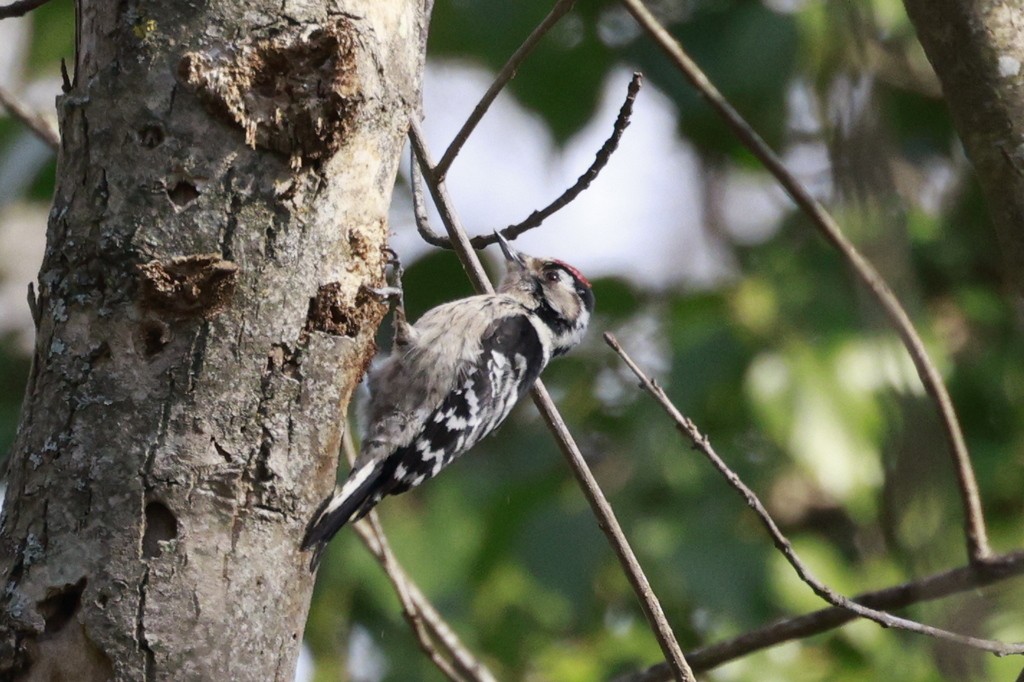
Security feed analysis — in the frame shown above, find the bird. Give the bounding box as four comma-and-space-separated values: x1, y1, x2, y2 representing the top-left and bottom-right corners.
301, 233, 594, 568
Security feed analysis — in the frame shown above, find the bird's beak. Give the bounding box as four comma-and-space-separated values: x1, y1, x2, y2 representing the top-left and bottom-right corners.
494, 230, 526, 268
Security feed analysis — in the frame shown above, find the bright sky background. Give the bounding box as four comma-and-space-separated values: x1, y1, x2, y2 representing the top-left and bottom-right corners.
390, 60, 785, 288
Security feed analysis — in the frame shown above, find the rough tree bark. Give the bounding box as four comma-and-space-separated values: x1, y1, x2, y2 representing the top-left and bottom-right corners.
0, 0, 431, 679
902, 1, 1024, 316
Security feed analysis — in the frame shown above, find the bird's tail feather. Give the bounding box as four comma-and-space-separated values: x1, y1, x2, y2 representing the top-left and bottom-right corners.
302, 461, 384, 570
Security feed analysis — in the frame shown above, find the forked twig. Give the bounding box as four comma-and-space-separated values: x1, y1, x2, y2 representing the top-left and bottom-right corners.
408, 120, 492, 292
418, 73, 643, 250
605, 332, 1024, 658
357, 513, 464, 682
619, 0, 990, 563
619, 550, 1024, 680
434, 0, 577, 180
342, 430, 496, 682
409, 120, 696, 682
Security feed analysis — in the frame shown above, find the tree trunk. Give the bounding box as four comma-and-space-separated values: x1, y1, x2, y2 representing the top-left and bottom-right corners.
902, 0, 1024, 316
0, 1, 431, 679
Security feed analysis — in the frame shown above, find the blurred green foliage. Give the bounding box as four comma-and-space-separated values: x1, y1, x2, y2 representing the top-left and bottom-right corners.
3, 0, 1024, 681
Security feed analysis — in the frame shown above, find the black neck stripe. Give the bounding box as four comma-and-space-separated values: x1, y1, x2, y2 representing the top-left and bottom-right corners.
535, 298, 572, 335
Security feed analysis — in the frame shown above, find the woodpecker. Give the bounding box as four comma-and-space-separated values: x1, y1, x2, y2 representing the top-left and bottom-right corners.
302, 234, 594, 567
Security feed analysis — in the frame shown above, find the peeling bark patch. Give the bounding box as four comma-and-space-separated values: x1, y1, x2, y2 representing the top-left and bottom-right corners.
166, 179, 199, 207
304, 282, 382, 337
179, 21, 361, 166
38, 577, 86, 634
137, 319, 171, 357
142, 501, 178, 559
137, 254, 238, 318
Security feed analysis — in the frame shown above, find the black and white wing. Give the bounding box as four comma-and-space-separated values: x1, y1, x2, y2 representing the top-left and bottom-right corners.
381, 311, 547, 495
301, 311, 546, 562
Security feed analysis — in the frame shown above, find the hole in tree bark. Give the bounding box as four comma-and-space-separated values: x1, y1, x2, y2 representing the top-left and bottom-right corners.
137, 319, 171, 357
138, 123, 165, 148
143, 501, 178, 559
38, 577, 87, 634
167, 180, 199, 207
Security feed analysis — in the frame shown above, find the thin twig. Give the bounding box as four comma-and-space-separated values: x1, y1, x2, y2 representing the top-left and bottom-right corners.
433, 0, 577, 180
530, 382, 695, 681
604, 332, 1024, 657
351, 519, 496, 682
409, 120, 696, 682
618, 550, 1024, 680
419, 73, 643, 250
410, 144, 445, 248
619, 0, 991, 563
408, 119, 494, 293
341, 433, 460, 682
408, 588, 496, 682
497, 72, 642, 240
342, 430, 496, 682
418, 113, 691, 676
0, 86, 59, 150
0, 0, 49, 20
358, 514, 465, 682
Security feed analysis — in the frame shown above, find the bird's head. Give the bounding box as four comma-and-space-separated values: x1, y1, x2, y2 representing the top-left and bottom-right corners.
495, 232, 595, 356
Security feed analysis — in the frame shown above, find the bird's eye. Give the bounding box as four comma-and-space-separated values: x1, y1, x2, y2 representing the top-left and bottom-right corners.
544, 269, 561, 283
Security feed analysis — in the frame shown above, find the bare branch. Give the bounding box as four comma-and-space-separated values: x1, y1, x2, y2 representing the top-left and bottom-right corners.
498, 72, 642, 240
528, 382, 695, 681
410, 144, 449, 248
409, 120, 696, 682
620, 551, 1024, 680
0, 86, 59, 150
605, 332, 1024, 659
342, 430, 496, 682
421, 73, 643, 251
0, 0, 50, 20
434, 0, 577, 180
408, 119, 494, 293
619, 0, 991, 563
352, 518, 496, 682
357, 514, 465, 682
